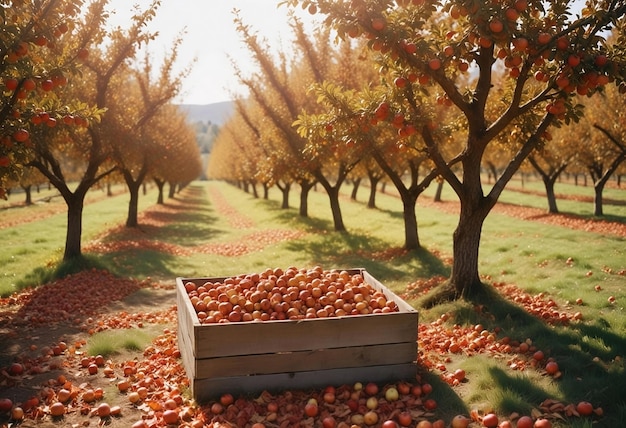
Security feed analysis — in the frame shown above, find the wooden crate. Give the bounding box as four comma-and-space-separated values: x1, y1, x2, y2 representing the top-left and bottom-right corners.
176, 269, 418, 403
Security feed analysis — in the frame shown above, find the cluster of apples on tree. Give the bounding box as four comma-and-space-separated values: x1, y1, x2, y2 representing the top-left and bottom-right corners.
317, 0, 621, 136
0, 0, 95, 197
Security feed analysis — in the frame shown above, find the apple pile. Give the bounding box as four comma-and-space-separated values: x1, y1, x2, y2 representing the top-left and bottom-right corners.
184, 267, 401, 324
203, 380, 440, 428
1, 270, 147, 329
491, 282, 582, 325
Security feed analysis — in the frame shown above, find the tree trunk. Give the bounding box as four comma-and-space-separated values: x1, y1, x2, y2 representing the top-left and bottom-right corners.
433, 179, 444, 202
298, 180, 315, 217
263, 182, 270, 199
315, 173, 346, 232
154, 179, 165, 204
449, 205, 489, 298
327, 185, 345, 231
126, 180, 141, 227
527, 155, 569, 214
168, 182, 176, 198
23, 185, 32, 205
281, 183, 290, 209
251, 182, 259, 198
367, 175, 380, 209
64, 194, 85, 261
593, 183, 604, 216
400, 191, 420, 250
107, 181, 113, 196
486, 161, 498, 183
544, 178, 559, 213
350, 177, 361, 200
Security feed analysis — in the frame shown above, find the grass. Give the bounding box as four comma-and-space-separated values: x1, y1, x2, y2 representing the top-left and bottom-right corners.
86, 326, 158, 359
1, 178, 625, 426
0, 184, 160, 296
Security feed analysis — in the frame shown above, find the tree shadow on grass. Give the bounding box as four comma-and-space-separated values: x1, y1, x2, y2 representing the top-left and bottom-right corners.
79, 184, 228, 279
95, 248, 179, 279
461, 285, 626, 425
258, 198, 450, 284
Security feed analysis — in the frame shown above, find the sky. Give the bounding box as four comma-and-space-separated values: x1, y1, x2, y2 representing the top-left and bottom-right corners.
105, 0, 321, 105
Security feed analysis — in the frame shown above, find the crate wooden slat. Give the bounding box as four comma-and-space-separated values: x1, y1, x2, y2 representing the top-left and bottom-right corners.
192, 363, 417, 404
176, 269, 418, 402
193, 342, 417, 378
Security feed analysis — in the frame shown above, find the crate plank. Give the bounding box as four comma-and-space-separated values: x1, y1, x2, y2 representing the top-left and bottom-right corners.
177, 327, 197, 378
192, 363, 418, 403
195, 342, 417, 378
192, 312, 417, 358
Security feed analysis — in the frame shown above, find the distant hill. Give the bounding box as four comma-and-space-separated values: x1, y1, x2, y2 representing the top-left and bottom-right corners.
178, 101, 234, 125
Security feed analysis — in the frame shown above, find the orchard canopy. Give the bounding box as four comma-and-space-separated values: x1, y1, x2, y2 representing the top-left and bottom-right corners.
280, 0, 626, 299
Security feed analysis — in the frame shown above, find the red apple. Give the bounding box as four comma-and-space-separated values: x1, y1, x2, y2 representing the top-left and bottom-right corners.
398, 411, 412, 426
451, 415, 470, 428
534, 418, 551, 428
576, 401, 593, 416
41, 79, 54, 91
364, 382, 379, 396
304, 402, 318, 417
4, 78, 19, 91
516, 416, 533, 428
371, 17, 386, 31
489, 19, 504, 33
424, 398, 437, 410
428, 58, 442, 71
23, 79, 36, 91
0, 398, 13, 413
482, 413, 498, 427
8, 362, 24, 375
515, 0, 528, 11
322, 416, 336, 428
97, 403, 111, 417
568, 55, 581, 67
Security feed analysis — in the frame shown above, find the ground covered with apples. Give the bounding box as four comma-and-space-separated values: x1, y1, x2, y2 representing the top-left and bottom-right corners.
0, 186, 622, 428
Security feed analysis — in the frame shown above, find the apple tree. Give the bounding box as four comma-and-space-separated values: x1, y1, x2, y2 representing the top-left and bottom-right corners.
26, 1, 160, 260
570, 83, 626, 215
231, 14, 322, 218
146, 103, 202, 203
283, 0, 626, 299
234, 14, 375, 228
0, 0, 94, 198
104, 36, 190, 227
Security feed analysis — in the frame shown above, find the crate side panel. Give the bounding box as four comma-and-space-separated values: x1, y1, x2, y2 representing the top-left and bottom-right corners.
362, 270, 417, 314
195, 342, 417, 378
176, 278, 200, 353
194, 312, 417, 358
193, 363, 417, 403
177, 326, 196, 380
